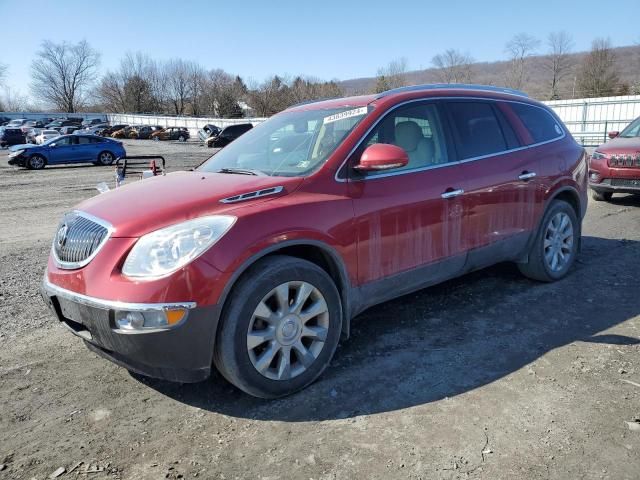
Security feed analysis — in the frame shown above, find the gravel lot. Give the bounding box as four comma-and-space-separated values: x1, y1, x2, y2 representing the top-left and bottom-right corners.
0, 139, 639, 479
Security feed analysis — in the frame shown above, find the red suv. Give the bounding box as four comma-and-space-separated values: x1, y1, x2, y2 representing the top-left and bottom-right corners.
589, 116, 640, 201
41, 85, 587, 398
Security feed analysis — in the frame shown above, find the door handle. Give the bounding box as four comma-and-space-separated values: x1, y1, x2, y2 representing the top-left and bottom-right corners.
441, 189, 464, 199
518, 171, 537, 181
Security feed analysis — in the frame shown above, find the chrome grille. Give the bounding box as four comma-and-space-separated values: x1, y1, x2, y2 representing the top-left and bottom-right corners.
53, 212, 112, 269
608, 153, 640, 168
611, 178, 640, 188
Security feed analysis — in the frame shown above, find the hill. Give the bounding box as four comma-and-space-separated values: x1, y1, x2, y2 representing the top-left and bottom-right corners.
339, 45, 640, 100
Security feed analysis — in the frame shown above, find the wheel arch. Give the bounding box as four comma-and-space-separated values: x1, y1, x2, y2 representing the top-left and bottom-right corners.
216, 239, 354, 340
547, 186, 582, 220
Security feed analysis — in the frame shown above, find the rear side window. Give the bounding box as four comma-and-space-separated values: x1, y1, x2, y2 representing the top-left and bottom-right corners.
510, 103, 563, 144
446, 102, 509, 159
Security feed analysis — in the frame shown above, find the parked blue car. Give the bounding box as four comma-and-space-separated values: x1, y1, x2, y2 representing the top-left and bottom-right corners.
7, 134, 126, 170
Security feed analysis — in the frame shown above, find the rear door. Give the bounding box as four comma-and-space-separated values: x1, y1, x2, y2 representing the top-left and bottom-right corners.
443, 100, 543, 261
348, 101, 467, 292
75, 136, 98, 162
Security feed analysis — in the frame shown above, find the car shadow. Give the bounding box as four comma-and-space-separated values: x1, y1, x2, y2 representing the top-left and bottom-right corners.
605, 193, 640, 207
135, 236, 640, 421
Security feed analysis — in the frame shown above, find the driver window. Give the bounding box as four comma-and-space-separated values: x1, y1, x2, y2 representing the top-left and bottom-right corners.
359, 102, 449, 176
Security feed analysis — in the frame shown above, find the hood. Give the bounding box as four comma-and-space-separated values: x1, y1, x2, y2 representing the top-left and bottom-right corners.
597, 136, 640, 154
9, 143, 37, 152
76, 170, 303, 237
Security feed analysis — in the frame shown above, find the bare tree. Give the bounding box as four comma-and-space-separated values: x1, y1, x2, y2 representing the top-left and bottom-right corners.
432, 49, 474, 84
504, 33, 540, 90
187, 62, 207, 116
96, 52, 158, 113
164, 59, 191, 115
0, 63, 7, 87
247, 76, 291, 116
30, 40, 100, 112
543, 32, 574, 99
577, 38, 619, 98
374, 58, 408, 93
0, 87, 30, 112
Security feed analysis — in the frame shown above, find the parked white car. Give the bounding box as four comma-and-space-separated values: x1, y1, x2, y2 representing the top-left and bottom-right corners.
35, 130, 60, 144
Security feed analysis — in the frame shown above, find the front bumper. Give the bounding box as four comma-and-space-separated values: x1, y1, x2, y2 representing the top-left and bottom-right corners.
41, 278, 221, 383
7, 154, 26, 166
590, 178, 640, 195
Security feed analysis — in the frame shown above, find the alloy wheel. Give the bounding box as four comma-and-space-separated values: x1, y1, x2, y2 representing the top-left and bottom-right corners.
247, 281, 330, 381
543, 212, 574, 272
99, 152, 113, 165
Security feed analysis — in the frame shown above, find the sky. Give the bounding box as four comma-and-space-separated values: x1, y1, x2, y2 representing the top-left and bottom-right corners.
1, 0, 639, 101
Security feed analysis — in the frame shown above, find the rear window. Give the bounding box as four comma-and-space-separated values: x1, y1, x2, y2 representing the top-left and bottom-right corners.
510, 103, 563, 144
447, 102, 508, 159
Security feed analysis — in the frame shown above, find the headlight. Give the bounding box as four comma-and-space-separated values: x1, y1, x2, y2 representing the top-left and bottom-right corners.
122, 215, 236, 278
591, 151, 606, 160
9, 149, 25, 157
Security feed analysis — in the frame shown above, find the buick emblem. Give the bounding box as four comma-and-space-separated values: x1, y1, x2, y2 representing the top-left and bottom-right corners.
56, 224, 68, 247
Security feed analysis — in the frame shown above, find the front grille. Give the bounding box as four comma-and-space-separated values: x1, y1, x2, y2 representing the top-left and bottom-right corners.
610, 178, 640, 188
608, 153, 640, 168
53, 212, 111, 268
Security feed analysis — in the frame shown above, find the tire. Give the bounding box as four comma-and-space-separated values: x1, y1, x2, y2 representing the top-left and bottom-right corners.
178, 135, 186, 142
214, 255, 342, 398
97, 151, 115, 166
518, 200, 580, 282
26, 154, 46, 170
153, 136, 160, 142
592, 190, 613, 202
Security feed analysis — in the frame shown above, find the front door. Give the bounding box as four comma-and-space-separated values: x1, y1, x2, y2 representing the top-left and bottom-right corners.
348, 101, 467, 296
47, 136, 81, 164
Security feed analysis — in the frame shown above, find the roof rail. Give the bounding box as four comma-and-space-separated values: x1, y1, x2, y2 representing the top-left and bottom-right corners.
376, 83, 529, 99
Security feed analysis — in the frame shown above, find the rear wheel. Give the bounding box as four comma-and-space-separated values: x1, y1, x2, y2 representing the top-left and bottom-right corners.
97, 151, 114, 166
214, 255, 342, 398
518, 200, 579, 282
153, 136, 160, 142
178, 135, 186, 142
27, 154, 46, 170
592, 190, 613, 202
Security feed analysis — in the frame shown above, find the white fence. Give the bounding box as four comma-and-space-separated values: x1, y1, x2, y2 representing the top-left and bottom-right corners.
546, 95, 640, 146
3, 93, 640, 146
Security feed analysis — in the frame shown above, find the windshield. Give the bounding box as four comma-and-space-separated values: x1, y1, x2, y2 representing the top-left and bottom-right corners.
198, 106, 370, 177
619, 118, 640, 138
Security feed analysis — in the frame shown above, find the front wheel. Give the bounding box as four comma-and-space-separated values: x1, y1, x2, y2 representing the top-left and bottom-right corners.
592, 190, 613, 202
27, 154, 46, 170
97, 151, 114, 166
518, 200, 579, 282
178, 135, 186, 142
214, 255, 342, 398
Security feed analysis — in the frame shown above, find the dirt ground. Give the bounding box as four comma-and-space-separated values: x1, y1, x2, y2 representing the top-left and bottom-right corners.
0, 139, 639, 480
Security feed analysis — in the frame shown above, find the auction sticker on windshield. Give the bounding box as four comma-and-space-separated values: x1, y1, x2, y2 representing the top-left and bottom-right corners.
323, 106, 368, 125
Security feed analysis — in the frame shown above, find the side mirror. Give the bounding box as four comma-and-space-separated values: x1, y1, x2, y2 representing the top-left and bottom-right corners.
608, 131, 619, 139
354, 143, 409, 172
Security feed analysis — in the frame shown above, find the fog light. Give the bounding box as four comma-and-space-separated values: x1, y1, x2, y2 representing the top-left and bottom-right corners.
114, 308, 187, 331
589, 171, 601, 182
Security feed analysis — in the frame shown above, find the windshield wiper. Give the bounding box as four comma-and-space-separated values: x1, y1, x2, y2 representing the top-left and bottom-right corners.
217, 167, 265, 176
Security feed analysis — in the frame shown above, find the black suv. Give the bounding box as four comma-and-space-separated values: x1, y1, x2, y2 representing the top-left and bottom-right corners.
0, 128, 26, 147
206, 123, 253, 148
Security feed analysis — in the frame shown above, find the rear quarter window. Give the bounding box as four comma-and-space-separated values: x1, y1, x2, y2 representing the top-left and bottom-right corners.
510, 103, 564, 144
